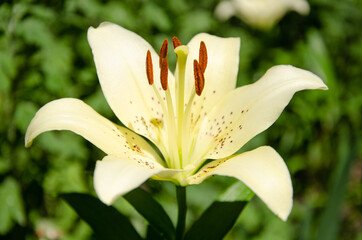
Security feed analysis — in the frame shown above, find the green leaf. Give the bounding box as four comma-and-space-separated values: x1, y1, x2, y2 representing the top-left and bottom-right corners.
14, 101, 38, 133
218, 180, 254, 202
61, 193, 142, 240
184, 201, 247, 240
124, 188, 175, 240
315, 128, 357, 240
146, 225, 163, 240
140, 2, 171, 31
0, 177, 26, 234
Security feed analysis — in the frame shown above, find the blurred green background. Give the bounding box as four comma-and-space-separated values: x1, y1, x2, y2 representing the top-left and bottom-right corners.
0, 0, 361, 239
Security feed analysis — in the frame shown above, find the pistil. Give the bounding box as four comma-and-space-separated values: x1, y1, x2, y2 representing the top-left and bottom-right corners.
173, 40, 189, 168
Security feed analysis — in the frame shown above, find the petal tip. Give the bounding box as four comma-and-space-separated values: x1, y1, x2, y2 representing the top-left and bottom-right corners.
97, 192, 118, 206
320, 83, 329, 90
88, 21, 113, 31
276, 198, 293, 221
25, 119, 37, 148
24, 139, 32, 148
87, 22, 115, 40
93, 156, 168, 207
269, 65, 328, 91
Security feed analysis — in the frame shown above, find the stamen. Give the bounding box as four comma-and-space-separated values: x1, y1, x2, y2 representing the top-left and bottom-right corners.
159, 39, 168, 67
193, 60, 205, 96
160, 58, 168, 90
172, 37, 182, 49
199, 41, 207, 74
146, 50, 153, 85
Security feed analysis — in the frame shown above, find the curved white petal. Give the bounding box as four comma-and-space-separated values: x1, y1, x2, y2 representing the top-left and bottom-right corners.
88, 22, 174, 145
193, 65, 328, 161
184, 33, 240, 132
187, 146, 293, 221
94, 155, 174, 204
25, 98, 162, 163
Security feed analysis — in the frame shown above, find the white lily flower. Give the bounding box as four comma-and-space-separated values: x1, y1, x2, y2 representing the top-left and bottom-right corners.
25, 22, 327, 221
215, 0, 310, 29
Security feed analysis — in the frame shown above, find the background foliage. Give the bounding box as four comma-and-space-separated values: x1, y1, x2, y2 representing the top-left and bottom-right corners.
0, 0, 361, 239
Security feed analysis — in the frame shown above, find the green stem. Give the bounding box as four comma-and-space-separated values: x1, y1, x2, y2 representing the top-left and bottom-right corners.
176, 186, 187, 240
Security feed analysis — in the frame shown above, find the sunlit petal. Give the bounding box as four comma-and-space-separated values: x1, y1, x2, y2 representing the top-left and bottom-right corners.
94, 155, 174, 204
193, 65, 328, 161
184, 33, 240, 131
88, 22, 175, 144
187, 146, 293, 221
25, 98, 162, 163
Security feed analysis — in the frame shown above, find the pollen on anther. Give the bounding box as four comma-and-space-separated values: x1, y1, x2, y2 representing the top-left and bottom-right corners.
160, 58, 168, 90
172, 37, 181, 49
199, 41, 207, 74
146, 50, 153, 85
193, 60, 205, 96
159, 39, 168, 67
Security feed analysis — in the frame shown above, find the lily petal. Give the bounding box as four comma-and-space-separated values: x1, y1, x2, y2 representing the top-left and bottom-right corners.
187, 146, 293, 221
94, 155, 174, 204
88, 22, 174, 145
193, 65, 328, 161
184, 33, 240, 131
25, 98, 162, 163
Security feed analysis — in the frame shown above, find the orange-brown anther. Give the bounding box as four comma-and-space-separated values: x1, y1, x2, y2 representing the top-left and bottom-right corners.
159, 39, 168, 67
193, 60, 205, 96
146, 50, 154, 85
160, 58, 168, 91
199, 41, 207, 74
172, 37, 182, 49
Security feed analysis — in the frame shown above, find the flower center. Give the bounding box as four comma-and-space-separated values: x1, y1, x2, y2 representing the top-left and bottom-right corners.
145, 37, 208, 170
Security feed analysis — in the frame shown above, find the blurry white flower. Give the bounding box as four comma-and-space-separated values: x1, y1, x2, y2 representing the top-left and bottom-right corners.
215, 0, 310, 29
